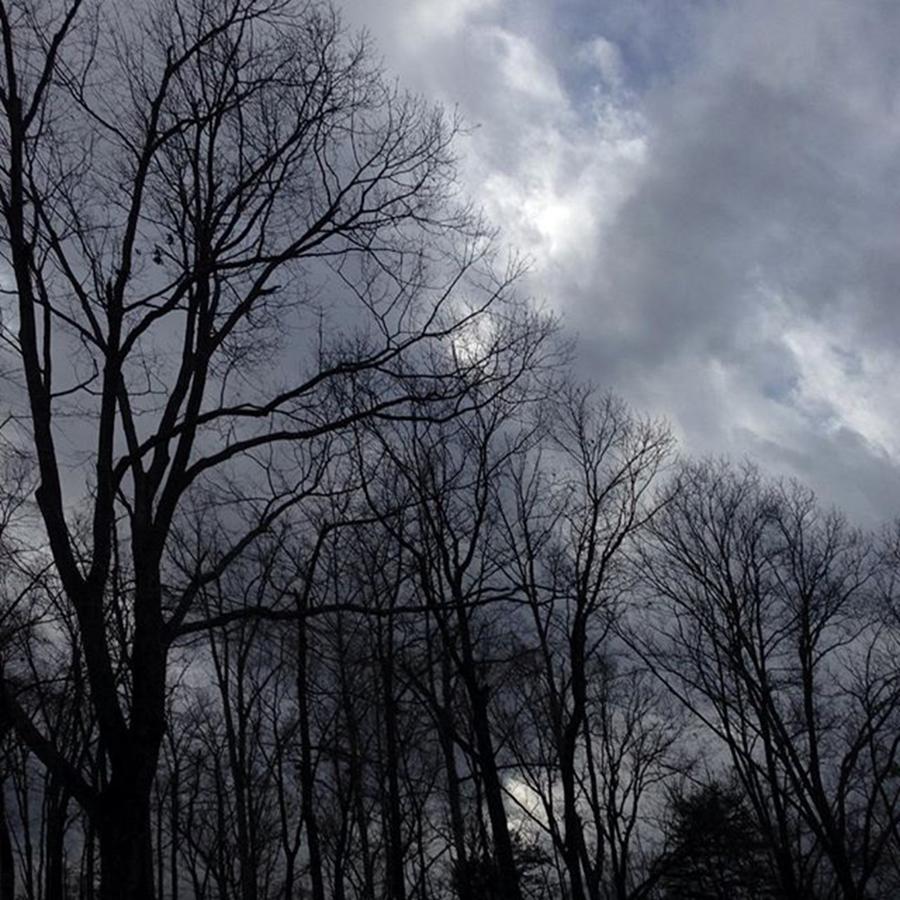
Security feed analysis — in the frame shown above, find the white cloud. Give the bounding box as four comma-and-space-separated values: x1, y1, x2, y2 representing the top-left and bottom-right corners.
782, 317, 900, 461
407, 0, 500, 39
486, 27, 566, 105
578, 35, 625, 86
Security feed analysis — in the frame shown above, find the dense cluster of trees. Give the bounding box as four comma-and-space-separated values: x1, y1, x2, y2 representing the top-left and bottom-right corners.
1, 0, 900, 898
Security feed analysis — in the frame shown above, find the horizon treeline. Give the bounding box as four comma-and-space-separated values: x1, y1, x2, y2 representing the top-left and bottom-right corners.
1, 1, 899, 899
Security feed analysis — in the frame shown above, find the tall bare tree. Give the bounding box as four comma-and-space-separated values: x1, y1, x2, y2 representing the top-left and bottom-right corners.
500, 389, 675, 900
0, 0, 529, 894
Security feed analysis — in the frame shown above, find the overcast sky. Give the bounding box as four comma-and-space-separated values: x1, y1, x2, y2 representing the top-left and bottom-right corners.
340, 0, 900, 526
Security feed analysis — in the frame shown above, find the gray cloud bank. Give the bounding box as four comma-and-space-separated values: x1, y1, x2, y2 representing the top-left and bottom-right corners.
341, 0, 900, 525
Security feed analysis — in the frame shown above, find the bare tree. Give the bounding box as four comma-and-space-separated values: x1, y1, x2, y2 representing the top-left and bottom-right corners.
636, 461, 900, 900
358, 387, 552, 900
0, 0, 533, 894
500, 389, 675, 900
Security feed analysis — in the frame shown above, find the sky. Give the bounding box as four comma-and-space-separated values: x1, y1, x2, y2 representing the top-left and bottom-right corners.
340, 0, 900, 526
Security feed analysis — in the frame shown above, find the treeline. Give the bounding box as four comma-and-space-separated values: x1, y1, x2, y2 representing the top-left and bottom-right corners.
4, 382, 900, 900
1, 0, 900, 899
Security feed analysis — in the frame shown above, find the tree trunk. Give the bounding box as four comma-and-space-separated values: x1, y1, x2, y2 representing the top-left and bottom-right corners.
0, 779, 15, 900
467, 681, 523, 900
44, 776, 69, 900
435, 648, 471, 900
81, 813, 96, 900
560, 618, 589, 900
297, 611, 326, 900
169, 756, 180, 900
98, 784, 155, 900
377, 613, 407, 900
559, 766, 587, 900
454, 600, 522, 900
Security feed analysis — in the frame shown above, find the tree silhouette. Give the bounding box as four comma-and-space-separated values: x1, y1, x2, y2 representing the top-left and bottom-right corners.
659, 778, 780, 900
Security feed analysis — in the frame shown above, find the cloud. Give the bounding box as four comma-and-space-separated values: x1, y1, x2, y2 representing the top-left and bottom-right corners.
407, 0, 500, 38
341, 0, 900, 525
578, 36, 625, 87
579, 0, 900, 523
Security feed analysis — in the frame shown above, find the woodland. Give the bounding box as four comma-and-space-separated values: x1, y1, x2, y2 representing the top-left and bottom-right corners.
0, 1, 899, 898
